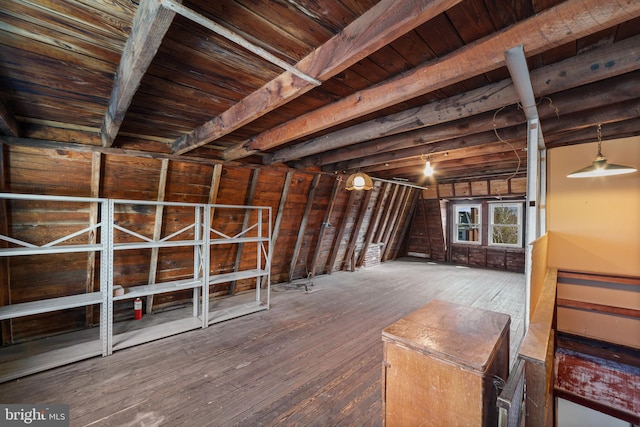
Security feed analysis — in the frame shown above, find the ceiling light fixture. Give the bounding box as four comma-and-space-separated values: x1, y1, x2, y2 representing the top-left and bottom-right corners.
423, 157, 434, 177
567, 124, 637, 178
345, 172, 373, 190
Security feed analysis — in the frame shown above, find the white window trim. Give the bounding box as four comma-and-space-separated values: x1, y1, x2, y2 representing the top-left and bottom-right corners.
453, 204, 482, 245
488, 202, 523, 248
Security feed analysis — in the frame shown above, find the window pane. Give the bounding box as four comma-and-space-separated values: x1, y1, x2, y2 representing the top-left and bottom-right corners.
455, 205, 481, 244
458, 225, 480, 242
458, 206, 480, 225
492, 206, 518, 225
492, 225, 519, 244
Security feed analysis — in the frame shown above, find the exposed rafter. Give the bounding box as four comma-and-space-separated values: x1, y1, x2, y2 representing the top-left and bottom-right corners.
323, 71, 640, 172
223, 0, 640, 161
279, 35, 640, 167
171, 0, 462, 155
100, 0, 179, 147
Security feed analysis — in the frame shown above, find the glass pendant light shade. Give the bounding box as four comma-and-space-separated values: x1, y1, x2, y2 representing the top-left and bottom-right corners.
345, 172, 373, 190
567, 125, 637, 178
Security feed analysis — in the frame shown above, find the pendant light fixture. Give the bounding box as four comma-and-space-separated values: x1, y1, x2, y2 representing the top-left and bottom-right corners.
567, 124, 637, 178
345, 172, 373, 190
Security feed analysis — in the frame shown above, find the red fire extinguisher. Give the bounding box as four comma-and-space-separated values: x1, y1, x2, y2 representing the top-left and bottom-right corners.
134, 297, 143, 320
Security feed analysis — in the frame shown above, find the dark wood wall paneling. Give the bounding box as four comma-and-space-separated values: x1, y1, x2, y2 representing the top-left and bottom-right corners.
0, 144, 412, 343
405, 177, 526, 272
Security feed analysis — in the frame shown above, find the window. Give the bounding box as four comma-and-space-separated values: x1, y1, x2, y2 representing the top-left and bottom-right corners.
454, 205, 481, 244
489, 203, 522, 247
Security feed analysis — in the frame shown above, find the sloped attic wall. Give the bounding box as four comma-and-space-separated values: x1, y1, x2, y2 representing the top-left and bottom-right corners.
0, 143, 416, 343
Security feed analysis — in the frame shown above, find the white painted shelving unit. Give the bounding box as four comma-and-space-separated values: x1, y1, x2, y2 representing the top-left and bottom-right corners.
107, 199, 209, 354
0, 193, 109, 382
0, 194, 271, 382
205, 204, 271, 325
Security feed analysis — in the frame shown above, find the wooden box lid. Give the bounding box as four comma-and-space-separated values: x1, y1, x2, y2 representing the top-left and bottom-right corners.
382, 299, 510, 372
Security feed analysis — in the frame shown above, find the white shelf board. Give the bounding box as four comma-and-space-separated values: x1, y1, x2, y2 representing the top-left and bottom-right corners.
113, 240, 204, 250
113, 279, 203, 301
0, 292, 103, 321
209, 269, 268, 285
0, 244, 104, 257
0, 339, 102, 383
209, 236, 269, 245
209, 301, 267, 325
112, 316, 203, 351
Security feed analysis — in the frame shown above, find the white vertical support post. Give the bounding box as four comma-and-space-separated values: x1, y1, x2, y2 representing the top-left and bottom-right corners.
539, 147, 547, 236
524, 119, 540, 327
506, 45, 548, 329
193, 205, 201, 319
201, 204, 210, 327
256, 207, 262, 305
267, 207, 272, 309
100, 199, 110, 356
106, 199, 115, 356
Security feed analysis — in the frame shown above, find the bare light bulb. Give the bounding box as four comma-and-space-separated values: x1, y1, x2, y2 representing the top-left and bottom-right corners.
423, 161, 434, 177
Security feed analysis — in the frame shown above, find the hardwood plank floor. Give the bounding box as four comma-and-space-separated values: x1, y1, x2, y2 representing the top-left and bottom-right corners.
0, 259, 525, 426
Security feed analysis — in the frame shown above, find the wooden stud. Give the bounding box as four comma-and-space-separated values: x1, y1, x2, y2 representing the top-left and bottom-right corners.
391, 189, 419, 260
381, 187, 409, 260
419, 192, 432, 257
229, 168, 260, 294
327, 188, 357, 274
288, 174, 321, 281
357, 182, 389, 267
264, 171, 293, 285
310, 177, 340, 278
376, 185, 400, 245
85, 152, 102, 325
145, 158, 169, 314
344, 188, 373, 272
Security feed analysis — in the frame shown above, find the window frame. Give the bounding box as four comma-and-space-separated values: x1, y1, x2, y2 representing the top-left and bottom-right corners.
488, 202, 523, 248
453, 204, 482, 245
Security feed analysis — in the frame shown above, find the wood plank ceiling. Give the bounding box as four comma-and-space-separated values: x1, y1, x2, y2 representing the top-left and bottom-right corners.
1, 0, 639, 185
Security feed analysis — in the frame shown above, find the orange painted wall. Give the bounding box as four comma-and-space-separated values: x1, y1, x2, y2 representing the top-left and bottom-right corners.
547, 136, 639, 276
547, 136, 639, 348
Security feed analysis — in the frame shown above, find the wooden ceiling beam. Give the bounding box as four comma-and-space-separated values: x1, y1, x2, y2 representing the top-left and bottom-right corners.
331, 97, 640, 172
171, 0, 461, 155
314, 108, 524, 170
372, 116, 640, 181
100, 0, 179, 147
224, 0, 640, 161
277, 33, 640, 166
321, 74, 640, 171
363, 140, 528, 173
544, 117, 640, 148
332, 127, 526, 172
0, 99, 19, 137
385, 159, 525, 183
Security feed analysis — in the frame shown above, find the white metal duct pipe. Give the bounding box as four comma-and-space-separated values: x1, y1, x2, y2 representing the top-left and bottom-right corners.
505, 45, 548, 328
505, 46, 538, 121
